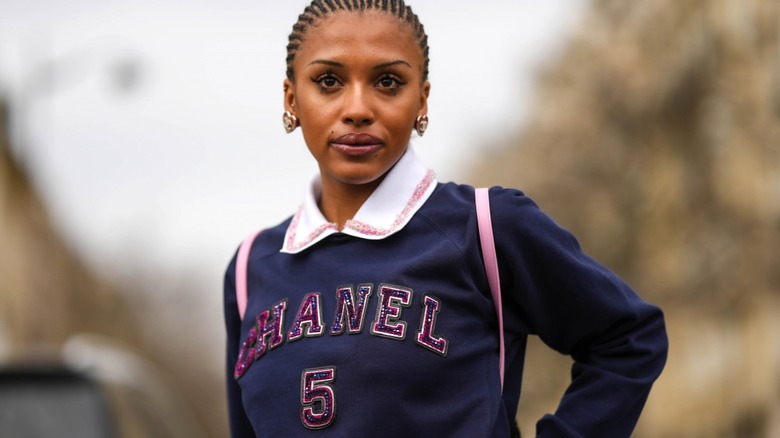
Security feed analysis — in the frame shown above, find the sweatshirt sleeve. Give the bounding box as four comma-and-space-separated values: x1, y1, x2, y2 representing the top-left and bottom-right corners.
224, 255, 256, 438
489, 188, 668, 438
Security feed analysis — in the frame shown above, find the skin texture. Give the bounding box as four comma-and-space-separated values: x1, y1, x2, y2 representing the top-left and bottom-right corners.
283, 11, 430, 229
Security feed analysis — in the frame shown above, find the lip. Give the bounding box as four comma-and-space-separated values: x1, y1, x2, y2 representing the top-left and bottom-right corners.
330, 133, 384, 156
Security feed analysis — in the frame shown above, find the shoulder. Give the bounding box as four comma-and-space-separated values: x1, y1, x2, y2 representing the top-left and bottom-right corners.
483, 186, 564, 236
426, 181, 536, 206
414, 182, 556, 248
426, 182, 577, 250
424, 182, 545, 224
490, 186, 584, 257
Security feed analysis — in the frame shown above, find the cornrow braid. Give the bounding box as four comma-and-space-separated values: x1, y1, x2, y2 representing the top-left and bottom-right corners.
285, 0, 429, 82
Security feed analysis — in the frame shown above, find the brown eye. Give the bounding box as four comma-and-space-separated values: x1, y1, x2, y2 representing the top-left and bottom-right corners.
314, 74, 342, 90
375, 75, 405, 92
379, 77, 396, 87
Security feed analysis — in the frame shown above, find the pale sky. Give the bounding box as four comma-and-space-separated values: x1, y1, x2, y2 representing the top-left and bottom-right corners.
0, 0, 585, 284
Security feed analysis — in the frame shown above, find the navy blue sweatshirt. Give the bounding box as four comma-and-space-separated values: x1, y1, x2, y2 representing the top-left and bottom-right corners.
224, 183, 667, 437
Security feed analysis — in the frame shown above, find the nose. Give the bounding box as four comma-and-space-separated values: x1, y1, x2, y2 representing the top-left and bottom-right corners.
341, 86, 374, 127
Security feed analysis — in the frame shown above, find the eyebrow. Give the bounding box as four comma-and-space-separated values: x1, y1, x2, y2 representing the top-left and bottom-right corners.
309, 60, 344, 68
307, 59, 412, 69
373, 60, 412, 70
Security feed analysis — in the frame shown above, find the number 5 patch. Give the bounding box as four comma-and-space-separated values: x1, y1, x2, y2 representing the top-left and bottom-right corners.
301, 366, 337, 429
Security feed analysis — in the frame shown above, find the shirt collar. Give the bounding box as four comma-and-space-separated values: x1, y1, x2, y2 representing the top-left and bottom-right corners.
281, 148, 437, 254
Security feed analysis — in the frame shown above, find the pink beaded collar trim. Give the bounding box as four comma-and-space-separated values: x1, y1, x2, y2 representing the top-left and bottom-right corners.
284, 210, 338, 254
283, 169, 436, 252
344, 169, 435, 237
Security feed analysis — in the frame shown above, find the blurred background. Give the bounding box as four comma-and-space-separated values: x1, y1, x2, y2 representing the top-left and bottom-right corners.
0, 0, 778, 436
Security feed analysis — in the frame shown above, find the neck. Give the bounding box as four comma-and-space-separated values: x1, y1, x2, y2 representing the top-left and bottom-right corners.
318, 177, 383, 231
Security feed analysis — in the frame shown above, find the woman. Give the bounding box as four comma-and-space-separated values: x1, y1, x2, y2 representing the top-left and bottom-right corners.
224, 1, 667, 436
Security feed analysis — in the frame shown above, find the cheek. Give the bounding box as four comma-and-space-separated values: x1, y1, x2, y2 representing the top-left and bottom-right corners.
384, 95, 417, 120
298, 102, 335, 131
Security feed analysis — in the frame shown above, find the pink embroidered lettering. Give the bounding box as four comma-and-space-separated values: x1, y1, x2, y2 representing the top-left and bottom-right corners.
289, 293, 325, 341
301, 366, 337, 429
331, 285, 373, 335
234, 327, 257, 380
370, 284, 412, 340
235, 284, 449, 379
255, 300, 287, 359
415, 294, 449, 356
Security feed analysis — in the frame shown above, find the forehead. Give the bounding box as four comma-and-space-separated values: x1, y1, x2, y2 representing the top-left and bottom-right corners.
296, 11, 423, 70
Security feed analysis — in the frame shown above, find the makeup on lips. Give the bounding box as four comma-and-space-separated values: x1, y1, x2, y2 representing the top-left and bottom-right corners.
330, 133, 384, 156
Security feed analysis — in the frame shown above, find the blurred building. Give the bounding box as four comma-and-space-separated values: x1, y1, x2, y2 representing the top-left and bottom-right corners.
0, 98, 210, 437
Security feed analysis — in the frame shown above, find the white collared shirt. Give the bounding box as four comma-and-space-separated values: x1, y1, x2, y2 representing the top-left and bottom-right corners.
281, 148, 437, 254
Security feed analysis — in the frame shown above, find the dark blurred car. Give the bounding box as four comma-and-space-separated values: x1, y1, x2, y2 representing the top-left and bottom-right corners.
0, 365, 115, 437
0, 335, 205, 438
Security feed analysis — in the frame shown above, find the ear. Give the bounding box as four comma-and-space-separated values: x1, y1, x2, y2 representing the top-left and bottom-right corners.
283, 79, 296, 113
418, 81, 430, 116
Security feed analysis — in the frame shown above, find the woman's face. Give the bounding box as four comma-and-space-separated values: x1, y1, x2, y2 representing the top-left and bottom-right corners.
284, 11, 430, 192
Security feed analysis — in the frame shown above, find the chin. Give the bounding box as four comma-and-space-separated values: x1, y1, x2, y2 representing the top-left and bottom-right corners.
338, 174, 385, 186
330, 163, 392, 186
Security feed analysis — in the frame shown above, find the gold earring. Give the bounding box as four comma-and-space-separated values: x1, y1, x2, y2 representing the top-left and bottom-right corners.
283, 111, 298, 133
415, 114, 429, 136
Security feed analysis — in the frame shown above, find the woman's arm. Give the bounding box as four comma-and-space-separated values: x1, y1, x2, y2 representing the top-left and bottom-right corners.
491, 188, 668, 438
224, 257, 256, 438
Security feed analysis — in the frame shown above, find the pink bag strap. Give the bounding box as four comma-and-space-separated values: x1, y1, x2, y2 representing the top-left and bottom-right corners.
236, 229, 263, 321
475, 187, 505, 393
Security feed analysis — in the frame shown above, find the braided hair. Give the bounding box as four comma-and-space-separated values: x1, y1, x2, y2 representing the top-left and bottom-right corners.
286, 0, 429, 82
